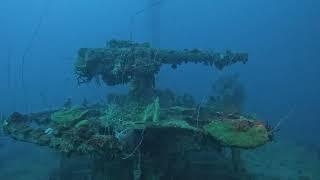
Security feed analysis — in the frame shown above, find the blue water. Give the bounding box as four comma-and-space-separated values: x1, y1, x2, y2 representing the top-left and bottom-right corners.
0, 0, 319, 179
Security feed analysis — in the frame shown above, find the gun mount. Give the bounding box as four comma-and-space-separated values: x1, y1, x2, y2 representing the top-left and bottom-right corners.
75, 39, 248, 102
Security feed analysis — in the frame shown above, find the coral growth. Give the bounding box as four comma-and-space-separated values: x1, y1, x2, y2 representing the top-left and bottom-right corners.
75, 39, 248, 103
204, 118, 270, 148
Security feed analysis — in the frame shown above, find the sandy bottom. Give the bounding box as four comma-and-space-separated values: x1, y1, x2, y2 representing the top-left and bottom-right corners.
243, 137, 320, 180
0, 137, 319, 180
0, 139, 59, 180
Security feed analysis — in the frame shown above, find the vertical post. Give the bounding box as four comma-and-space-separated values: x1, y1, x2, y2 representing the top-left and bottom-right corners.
148, 0, 161, 47
129, 74, 156, 104
231, 147, 241, 172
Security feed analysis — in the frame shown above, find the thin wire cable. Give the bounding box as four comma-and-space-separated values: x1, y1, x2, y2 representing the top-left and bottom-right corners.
7, 47, 11, 89
129, 0, 163, 41
271, 104, 296, 133
20, 0, 52, 112
121, 128, 146, 160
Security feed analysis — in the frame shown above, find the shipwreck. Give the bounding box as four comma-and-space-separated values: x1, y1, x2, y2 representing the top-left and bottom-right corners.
2, 40, 272, 180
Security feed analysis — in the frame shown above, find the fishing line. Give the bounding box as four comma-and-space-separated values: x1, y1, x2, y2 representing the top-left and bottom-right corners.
129, 0, 163, 41
20, 0, 52, 112
272, 104, 296, 133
